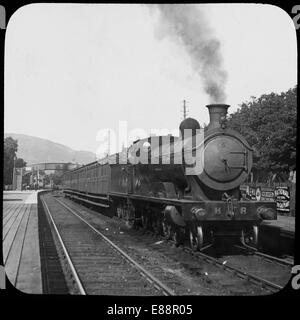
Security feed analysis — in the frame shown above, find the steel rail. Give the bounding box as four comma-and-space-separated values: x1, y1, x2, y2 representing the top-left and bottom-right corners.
55, 197, 175, 296
234, 244, 294, 267
182, 246, 284, 293
254, 251, 294, 267
41, 198, 86, 295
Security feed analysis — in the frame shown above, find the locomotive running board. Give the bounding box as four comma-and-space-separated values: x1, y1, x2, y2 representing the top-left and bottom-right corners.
109, 192, 203, 206
63, 189, 108, 201
63, 190, 110, 208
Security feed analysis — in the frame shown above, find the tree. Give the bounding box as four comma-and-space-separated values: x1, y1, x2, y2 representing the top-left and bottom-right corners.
15, 158, 27, 168
4, 137, 18, 185
3, 137, 27, 185
227, 86, 297, 181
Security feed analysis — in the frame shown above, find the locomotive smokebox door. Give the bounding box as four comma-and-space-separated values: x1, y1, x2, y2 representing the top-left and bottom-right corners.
196, 104, 253, 191
203, 137, 249, 182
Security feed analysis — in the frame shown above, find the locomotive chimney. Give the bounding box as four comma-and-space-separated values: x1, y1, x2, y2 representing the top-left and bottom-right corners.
206, 104, 230, 130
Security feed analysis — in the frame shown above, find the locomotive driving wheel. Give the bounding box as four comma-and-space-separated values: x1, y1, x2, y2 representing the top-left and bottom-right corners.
116, 207, 122, 219
189, 225, 204, 251
251, 225, 259, 247
123, 202, 136, 229
152, 217, 162, 235
172, 227, 184, 246
126, 218, 135, 229
241, 225, 259, 248
162, 220, 172, 239
141, 212, 149, 230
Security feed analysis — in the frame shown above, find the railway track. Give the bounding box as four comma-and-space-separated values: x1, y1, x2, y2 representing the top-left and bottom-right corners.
50, 192, 292, 295
40, 194, 175, 295
164, 230, 292, 293
182, 246, 291, 293
38, 197, 69, 294
143, 232, 292, 293
234, 244, 294, 266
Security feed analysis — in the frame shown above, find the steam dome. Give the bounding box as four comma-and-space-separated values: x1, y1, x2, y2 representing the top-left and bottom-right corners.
179, 117, 201, 137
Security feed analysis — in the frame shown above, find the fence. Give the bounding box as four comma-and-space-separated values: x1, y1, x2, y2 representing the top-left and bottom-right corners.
240, 182, 295, 216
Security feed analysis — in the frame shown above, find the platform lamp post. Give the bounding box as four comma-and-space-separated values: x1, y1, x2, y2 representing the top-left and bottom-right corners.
12, 155, 16, 190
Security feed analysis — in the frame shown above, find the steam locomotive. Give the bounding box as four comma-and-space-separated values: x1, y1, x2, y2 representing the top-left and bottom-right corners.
62, 104, 277, 251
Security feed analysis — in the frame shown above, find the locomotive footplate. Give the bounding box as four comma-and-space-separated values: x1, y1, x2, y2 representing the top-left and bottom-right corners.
109, 193, 277, 227
182, 200, 277, 222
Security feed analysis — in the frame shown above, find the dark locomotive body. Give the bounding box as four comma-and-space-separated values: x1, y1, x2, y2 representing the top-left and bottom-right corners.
62, 104, 277, 250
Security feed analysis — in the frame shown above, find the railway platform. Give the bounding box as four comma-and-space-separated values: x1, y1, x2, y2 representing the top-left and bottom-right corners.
262, 214, 295, 234
259, 214, 295, 256
2, 191, 42, 293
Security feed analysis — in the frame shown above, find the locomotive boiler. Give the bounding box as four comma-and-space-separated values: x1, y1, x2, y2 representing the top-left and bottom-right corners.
62, 104, 277, 251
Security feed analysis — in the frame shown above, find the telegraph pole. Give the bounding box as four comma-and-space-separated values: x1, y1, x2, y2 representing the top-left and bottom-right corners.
182, 100, 189, 120
107, 129, 110, 156
12, 156, 16, 190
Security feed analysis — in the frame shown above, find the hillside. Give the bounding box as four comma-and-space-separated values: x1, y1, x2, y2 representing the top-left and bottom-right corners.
4, 133, 96, 165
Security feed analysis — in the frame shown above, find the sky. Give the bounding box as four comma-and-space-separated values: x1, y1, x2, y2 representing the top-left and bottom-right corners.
4, 4, 297, 157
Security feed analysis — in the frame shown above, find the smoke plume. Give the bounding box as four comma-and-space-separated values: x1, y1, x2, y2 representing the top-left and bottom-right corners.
150, 4, 227, 103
